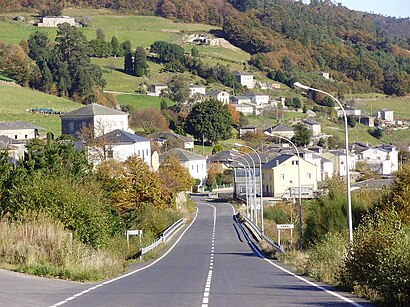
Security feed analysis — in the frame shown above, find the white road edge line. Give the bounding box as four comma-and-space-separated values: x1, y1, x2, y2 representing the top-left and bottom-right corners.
49, 207, 199, 307
227, 203, 363, 307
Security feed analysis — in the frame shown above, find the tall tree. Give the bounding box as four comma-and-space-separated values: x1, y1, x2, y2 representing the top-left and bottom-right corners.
133, 46, 148, 77
110, 36, 121, 57
185, 99, 233, 144
291, 123, 312, 147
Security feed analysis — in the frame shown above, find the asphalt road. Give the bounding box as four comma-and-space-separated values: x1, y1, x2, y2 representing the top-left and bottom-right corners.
0, 197, 372, 307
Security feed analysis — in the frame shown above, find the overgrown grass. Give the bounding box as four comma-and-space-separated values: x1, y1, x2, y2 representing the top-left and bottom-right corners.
278, 232, 348, 285
0, 84, 80, 136
0, 213, 126, 281
354, 96, 410, 120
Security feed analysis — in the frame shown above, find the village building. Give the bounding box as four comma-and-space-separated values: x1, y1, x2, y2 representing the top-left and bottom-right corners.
232, 72, 254, 89
37, 16, 77, 27
148, 83, 168, 96
0, 121, 44, 140
60, 104, 130, 138
205, 90, 230, 104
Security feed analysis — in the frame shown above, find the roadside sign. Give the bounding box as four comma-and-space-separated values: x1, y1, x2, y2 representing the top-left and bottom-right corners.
277, 224, 294, 229
126, 230, 142, 236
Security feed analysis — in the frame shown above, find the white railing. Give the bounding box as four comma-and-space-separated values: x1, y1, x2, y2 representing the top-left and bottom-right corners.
140, 218, 185, 256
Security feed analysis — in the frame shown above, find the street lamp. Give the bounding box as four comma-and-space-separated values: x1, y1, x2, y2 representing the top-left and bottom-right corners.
232, 149, 257, 223
234, 143, 264, 234
232, 152, 253, 219
236, 161, 251, 218
264, 132, 303, 250
294, 82, 353, 245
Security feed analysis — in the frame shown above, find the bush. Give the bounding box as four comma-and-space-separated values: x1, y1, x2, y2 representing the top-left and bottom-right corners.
263, 206, 288, 224
2, 174, 118, 248
0, 212, 125, 281
305, 232, 348, 285
342, 210, 410, 305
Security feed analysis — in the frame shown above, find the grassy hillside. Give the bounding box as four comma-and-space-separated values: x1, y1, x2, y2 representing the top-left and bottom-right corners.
354, 97, 410, 120
0, 84, 81, 136
116, 94, 173, 110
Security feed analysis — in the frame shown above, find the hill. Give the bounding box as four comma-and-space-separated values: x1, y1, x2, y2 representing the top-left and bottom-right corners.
0, 83, 81, 136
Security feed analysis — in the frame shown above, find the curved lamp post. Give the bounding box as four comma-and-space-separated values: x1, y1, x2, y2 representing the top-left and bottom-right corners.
232, 153, 253, 219
294, 82, 353, 245
234, 143, 264, 234
232, 149, 258, 224
236, 161, 251, 218
264, 131, 303, 250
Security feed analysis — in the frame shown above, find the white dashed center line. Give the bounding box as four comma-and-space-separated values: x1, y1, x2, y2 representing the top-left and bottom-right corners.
202, 204, 216, 307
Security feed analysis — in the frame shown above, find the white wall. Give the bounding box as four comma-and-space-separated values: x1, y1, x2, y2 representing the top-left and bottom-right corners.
94, 114, 129, 137
0, 128, 37, 140
184, 159, 207, 186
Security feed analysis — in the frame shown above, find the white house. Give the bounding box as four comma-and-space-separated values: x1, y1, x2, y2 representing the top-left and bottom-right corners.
0, 135, 26, 160
242, 92, 269, 105
205, 90, 230, 104
148, 83, 168, 96
230, 96, 252, 105
61, 104, 130, 138
302, 119, 321, 136
264, 123, 295, 139
0, 121, 44, 140
321, 150, 356, 177
90, 129, 151, 166
37, 16, 76, 28
159, 148, 207, 186
340, 106, 361, 117
233, 71, 254, 89
233, 104, 254, 115
378, 109, 394, 123
360, 145, 398, 175
189, 85, 206, 98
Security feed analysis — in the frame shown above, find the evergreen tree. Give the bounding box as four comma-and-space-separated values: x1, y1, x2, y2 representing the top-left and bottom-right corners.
124, 52, 133, 74
110, 36, 121, 57
133, 47, 148, 77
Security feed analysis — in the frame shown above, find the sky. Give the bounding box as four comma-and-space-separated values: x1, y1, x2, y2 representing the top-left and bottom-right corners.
302, 0, 410, 18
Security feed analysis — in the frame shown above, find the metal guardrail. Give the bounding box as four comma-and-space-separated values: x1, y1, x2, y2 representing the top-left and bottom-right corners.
163, 218, 184, 242
242, 215, 284, 254
140, 218, 185, 256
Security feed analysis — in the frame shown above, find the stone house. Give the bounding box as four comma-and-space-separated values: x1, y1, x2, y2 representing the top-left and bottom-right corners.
0, 121, 44, 140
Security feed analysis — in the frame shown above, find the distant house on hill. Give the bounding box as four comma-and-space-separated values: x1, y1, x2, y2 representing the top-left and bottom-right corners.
148, 83, 168, 97
0, 121, 44, 140
60, 104, 130, 138
151, 131, 194, 151
264, 123, 295, 139
37, 16, 77, 28
205, 90, 230, 104
233, 71, 254, 89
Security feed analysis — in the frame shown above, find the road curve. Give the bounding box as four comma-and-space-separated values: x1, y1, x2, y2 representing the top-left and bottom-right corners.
1, 197, 372, 307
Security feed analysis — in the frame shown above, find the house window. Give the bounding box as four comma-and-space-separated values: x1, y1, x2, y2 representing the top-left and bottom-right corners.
280, 174, 284, 180
138, 150, 140, 156
292, 160, 298, 165
69, 122, 74, 132
197, 165, 199, 172
146, 149, 148, 155
191, 165, 194, 170
270, 174, 272, 180
25, 135, 28, 139
307, 173, 311, 179
15, 135, 17, 139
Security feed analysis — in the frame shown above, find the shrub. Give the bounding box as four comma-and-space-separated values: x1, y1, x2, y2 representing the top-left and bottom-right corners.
0, 212, 125, 281
2, 174, 118, 248
263, 206, 288, 224
342, 210, 410, 305
305, 232, 348, 285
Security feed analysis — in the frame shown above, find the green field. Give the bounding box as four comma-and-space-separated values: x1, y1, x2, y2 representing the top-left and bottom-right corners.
0, 84, 81, 136
354, 97, 410, 120
0, 9, 219, 48
116, 94, 173, 110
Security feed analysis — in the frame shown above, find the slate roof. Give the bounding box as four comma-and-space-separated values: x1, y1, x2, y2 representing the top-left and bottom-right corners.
351, 178, 394, 190
265, 123, 294, 133
160, 148, 205, 162
263, 154, 294, 169
61, 104, 126, 117
206, 90, 226, 96
208, 150, 235, 163
0, 121, 44, 130
95, 129, 149, 144
242, 91, 268, 97
302, 119, 320, 125
151, 131, 193, 143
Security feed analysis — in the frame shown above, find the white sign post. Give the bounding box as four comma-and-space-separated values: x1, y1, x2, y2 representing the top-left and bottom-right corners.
126, 230, 143, 260
276, 224, 294, 248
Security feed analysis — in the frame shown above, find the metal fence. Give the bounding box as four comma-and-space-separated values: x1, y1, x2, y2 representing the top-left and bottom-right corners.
243, 216, 284, 254
140, 218, 185, 256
